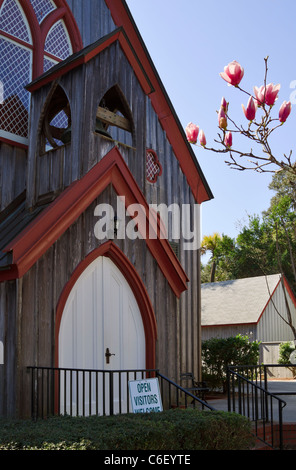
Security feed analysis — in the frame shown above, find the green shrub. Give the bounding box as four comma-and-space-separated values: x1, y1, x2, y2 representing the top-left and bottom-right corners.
0, 409, 254, 450
278, 341, 295, 365
278, 342, 296, 377
202, 334, 260, 392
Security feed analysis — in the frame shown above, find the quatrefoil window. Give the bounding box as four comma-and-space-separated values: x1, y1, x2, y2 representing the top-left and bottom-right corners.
146, 149, 162, 183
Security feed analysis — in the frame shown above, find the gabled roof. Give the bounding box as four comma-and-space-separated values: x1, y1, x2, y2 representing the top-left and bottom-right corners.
26, 2, 213, 205
0, 147, 189, 298
26, 27, 154, 96
106, 0, 213, 204
0, 191, 49, 269
201, 274, 284, 327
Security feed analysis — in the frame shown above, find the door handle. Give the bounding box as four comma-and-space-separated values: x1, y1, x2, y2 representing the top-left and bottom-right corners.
105, 348, 115, 364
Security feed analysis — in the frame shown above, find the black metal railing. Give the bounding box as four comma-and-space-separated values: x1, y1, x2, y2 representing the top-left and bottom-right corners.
227, 365, 287, 450
27, 366, 215, 420
157, 372, 215, 412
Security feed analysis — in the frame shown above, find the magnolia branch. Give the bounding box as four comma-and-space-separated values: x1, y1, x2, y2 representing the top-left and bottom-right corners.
186, 57, 295, 174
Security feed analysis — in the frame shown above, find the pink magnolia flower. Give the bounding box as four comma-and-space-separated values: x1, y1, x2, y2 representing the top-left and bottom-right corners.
199, 129, 206, 147
254, 83, 280, 107
185, 122, 199, 144
253, 85, 265, 106
242, 96, 257, 121
265, 83, 281, 106
220, 60, 244, 86
218, 107, 227, 129
224, 131, 232, 148
279, 101, 292, 122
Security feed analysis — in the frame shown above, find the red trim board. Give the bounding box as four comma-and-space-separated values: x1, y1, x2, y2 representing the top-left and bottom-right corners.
26, 28, 153, 96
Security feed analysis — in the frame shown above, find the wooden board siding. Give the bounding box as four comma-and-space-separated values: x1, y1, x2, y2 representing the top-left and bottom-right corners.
66, 0, 116, 48
26, 41, 147, 207
1, 64, 202, 417
0, 142, 27, 211
145, 98, 201, 379
0, 0, 204, 417
257, 283, 296, 343
0, 280, 17, 417
8, 187, 200, 416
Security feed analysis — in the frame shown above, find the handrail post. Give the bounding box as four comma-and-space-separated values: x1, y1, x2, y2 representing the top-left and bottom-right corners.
227, 367, 231, 412
238, 375, 242, 415
109, 371, 114, 416
264, 365, 269, 421
278, 401, 283, 450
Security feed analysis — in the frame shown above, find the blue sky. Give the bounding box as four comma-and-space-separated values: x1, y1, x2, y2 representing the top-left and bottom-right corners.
126, 0, 296, 261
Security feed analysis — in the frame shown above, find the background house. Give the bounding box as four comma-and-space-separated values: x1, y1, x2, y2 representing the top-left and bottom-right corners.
0, 0, 213, 418
201, 274, 296, 376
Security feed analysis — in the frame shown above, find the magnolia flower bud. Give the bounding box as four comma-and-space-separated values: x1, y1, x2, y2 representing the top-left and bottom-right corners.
279, 101, 291, 122
221, 97, 228, 112
199, 129, 206, 147
218, 108, 227, 129
185, 122, 199, 144
224, 131, 232, 148
242, 96, 257, 121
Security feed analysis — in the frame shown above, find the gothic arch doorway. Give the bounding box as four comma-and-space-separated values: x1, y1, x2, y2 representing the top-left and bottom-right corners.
55, 242, 157, 414
58, 256, 146, 371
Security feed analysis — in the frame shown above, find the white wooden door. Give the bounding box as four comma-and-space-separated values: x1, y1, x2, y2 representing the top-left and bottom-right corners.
58, 256, 145, 415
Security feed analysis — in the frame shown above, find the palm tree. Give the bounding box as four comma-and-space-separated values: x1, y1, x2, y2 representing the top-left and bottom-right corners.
201, 233, 222, 282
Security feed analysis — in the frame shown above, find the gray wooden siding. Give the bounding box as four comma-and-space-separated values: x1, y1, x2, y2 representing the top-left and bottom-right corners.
257, 283, 296, 343
0, 1, 203, 417
9, 189, 199, 416
201, 324, 258, 342
0, 142, 27, 211
26, 42, 146, 206
0, 0, 115, 211
0, 280, 17, 417
66, 0, 116, 47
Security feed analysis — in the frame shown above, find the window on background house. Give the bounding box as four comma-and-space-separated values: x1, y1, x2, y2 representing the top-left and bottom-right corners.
0, 0, 74, 146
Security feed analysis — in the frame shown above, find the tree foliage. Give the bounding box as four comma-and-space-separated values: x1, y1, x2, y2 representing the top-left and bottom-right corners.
278, 341, 295, 365
201, 182, 296, 292
201, 233, 236, 282
267, 169, 296, 212
202, 335, 260, 393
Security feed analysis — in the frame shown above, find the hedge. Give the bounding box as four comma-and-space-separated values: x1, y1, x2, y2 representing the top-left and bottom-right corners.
0, 408, 254, 450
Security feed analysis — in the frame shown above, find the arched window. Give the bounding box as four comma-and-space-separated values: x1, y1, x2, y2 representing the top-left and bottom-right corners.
0, 0, 82, 146
96, 85, 134, 148
40, 84, 71, 153
43, 17, 72, 72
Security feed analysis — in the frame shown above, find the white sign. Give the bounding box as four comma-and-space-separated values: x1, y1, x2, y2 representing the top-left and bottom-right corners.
129, 378, 163, 413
